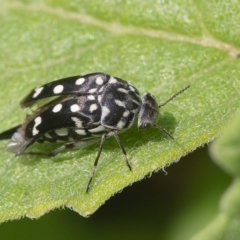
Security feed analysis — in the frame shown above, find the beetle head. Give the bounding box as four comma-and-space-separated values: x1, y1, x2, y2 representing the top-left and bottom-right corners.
138, 93, 159, 129
138, 85, 190, 139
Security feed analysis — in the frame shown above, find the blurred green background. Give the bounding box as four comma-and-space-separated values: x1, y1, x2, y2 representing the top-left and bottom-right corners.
0, 145, 231, 240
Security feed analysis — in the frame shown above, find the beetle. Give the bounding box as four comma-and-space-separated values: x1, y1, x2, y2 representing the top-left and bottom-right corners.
0, 72, 189, 192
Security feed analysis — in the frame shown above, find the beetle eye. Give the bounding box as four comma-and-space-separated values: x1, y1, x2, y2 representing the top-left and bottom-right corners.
138, 93, 159, 129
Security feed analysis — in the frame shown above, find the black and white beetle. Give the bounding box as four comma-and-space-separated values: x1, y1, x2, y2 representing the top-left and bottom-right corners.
0, 72, 189, 192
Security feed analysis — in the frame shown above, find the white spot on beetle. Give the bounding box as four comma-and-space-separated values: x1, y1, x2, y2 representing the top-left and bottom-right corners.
109, 77, 117, 83
98, 95, 102, 103
45, 133, 52, 138
52, 103, 63, 113
89, 104, 98, 113
70, 104, 80, 112
87, 95, 95, 100
117, 120, 126, 129
55, 128, 68, 136
71, 117, 83, 128
132, 99, 141, 106
99, 86, 104, 92
53, 85, 64, 94
33, 87, 44, 98
88, 88, 97, 93
101, 106, 110, 120
117, 88, 128, 94
123, 110, 130, 117
114, 99, 125, 108
75, 129, 87, 136
96, 77, 104, 85
32, 116, 42, 136
75, 77, 85, 85
129, 85, 136, 92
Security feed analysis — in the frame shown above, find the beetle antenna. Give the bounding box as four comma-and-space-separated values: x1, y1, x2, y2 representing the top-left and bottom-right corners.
159, 85, 190, 108
153, 125, 174, 139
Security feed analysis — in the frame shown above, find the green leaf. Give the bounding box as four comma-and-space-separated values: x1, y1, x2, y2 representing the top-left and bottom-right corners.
192, 113, 240, 240
0, 0, 239, 222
